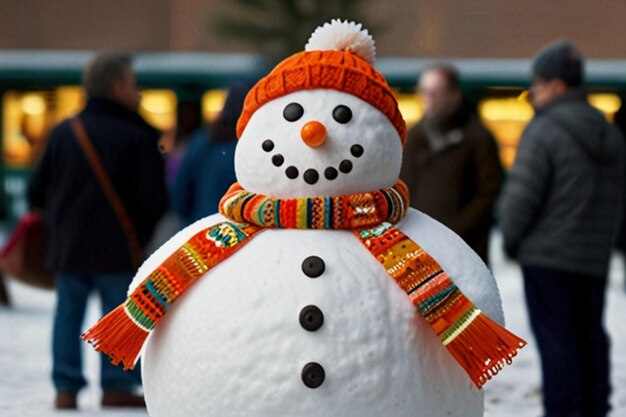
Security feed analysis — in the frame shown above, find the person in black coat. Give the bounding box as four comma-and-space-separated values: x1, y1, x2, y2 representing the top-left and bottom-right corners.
614, 99, 626, 293
27, 53, 168, 410
614, 100, 626, 250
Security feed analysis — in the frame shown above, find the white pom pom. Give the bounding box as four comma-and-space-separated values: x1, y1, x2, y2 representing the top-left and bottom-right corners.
305, 19, 376, 64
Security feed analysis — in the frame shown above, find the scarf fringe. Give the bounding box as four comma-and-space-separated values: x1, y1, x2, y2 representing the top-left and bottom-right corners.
444, 312, 527, 388
82, 304, 148, 371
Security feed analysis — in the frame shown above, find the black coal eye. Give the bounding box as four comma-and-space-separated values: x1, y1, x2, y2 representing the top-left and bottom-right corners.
283, 103, 304, 122
332, 105, 352, 124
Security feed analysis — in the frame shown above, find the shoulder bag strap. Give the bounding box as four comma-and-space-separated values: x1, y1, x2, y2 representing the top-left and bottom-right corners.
70, 117, 143, 268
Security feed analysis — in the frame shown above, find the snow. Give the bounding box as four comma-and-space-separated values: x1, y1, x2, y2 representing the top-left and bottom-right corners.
1, 230, 625, 417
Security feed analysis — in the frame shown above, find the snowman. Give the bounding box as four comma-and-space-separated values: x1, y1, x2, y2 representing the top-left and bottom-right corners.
84, 19, 524, 417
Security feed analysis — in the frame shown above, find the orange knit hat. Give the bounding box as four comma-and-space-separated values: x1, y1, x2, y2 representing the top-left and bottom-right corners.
236, 20, 406, 144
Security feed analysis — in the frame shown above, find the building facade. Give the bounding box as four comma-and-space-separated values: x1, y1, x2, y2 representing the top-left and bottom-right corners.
0, 0, 624, 58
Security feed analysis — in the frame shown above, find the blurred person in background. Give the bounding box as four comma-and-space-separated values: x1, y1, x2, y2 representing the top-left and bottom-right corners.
158, 100, 203, 185
400, 64, 502, 264
613, 98, 626, 292
145, 101, 203, 253
28, 53, 168, 410
171, 83, 248, 226
500, 41, 624, 417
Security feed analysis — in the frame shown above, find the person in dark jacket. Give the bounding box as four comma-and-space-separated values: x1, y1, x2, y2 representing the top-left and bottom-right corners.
400, 64, 502, 264
172, 83, 248, 226
614, 100, 626, 263
27, 54, 168, 410
500, 41, 624, 417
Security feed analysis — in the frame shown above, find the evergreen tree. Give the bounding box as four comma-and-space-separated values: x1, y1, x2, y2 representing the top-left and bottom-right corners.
211, 0, 375, 64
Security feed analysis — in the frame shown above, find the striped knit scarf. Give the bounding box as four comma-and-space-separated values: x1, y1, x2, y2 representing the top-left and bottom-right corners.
83, 180, 525, 388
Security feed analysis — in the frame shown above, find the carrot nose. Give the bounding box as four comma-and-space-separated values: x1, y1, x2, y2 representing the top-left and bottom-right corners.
300, 121, 327, 147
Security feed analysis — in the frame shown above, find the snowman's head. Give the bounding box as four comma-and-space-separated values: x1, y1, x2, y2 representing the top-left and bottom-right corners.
234, 20, 406, 198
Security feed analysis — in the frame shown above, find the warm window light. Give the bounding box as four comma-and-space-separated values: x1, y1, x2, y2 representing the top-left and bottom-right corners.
396, 93, 423, 128
139, 90, 177, 131
141, 92, 175, 114
202, 90, 228, 124
479, 96, 534, 122
4, 92, 40, 166
54, 87, 84, 121
20, 94, 46, 116
478, 95, 534, 170
20, 93, 48, 145
587, 94, 621, 119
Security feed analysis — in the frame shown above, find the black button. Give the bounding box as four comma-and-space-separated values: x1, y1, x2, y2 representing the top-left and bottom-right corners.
303, 169, 319, 185
301, 362, 325, 388
299, 305, 324, 331
262, 139, 274, 152
301, 256, 325, 278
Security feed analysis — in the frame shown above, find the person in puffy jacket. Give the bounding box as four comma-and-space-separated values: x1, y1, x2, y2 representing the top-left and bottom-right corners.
500, 41, 624, 417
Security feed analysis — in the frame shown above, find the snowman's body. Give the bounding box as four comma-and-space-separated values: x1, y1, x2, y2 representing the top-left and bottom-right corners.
131, 209, 503, 417
123, 22, 510, 417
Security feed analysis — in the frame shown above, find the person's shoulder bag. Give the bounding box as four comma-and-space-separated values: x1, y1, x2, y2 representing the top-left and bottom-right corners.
0, 211, 53, 289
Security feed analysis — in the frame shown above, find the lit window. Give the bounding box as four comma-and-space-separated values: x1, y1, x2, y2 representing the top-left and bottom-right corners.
3, 91, 49, 167
587, 93, 621, 122
396, 93, 423, 128
479, 93, 534, 170
139, 90, 177, 131
55, 87, 85, 122
2, 88, 86, 168
202, 90, 228, 124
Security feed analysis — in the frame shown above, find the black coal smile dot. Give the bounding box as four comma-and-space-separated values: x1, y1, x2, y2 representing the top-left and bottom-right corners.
339, 160, 353, 173
303, 169, 319, 185
272, 154, 284, 167
269, 143, 358, 182
285, 166, 299, 179
324, 167, 338, 180
350, 144, 364, 158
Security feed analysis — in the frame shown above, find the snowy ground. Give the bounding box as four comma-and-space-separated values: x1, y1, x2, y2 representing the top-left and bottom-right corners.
484, 234, 626, 417
1, 231, 625, 417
